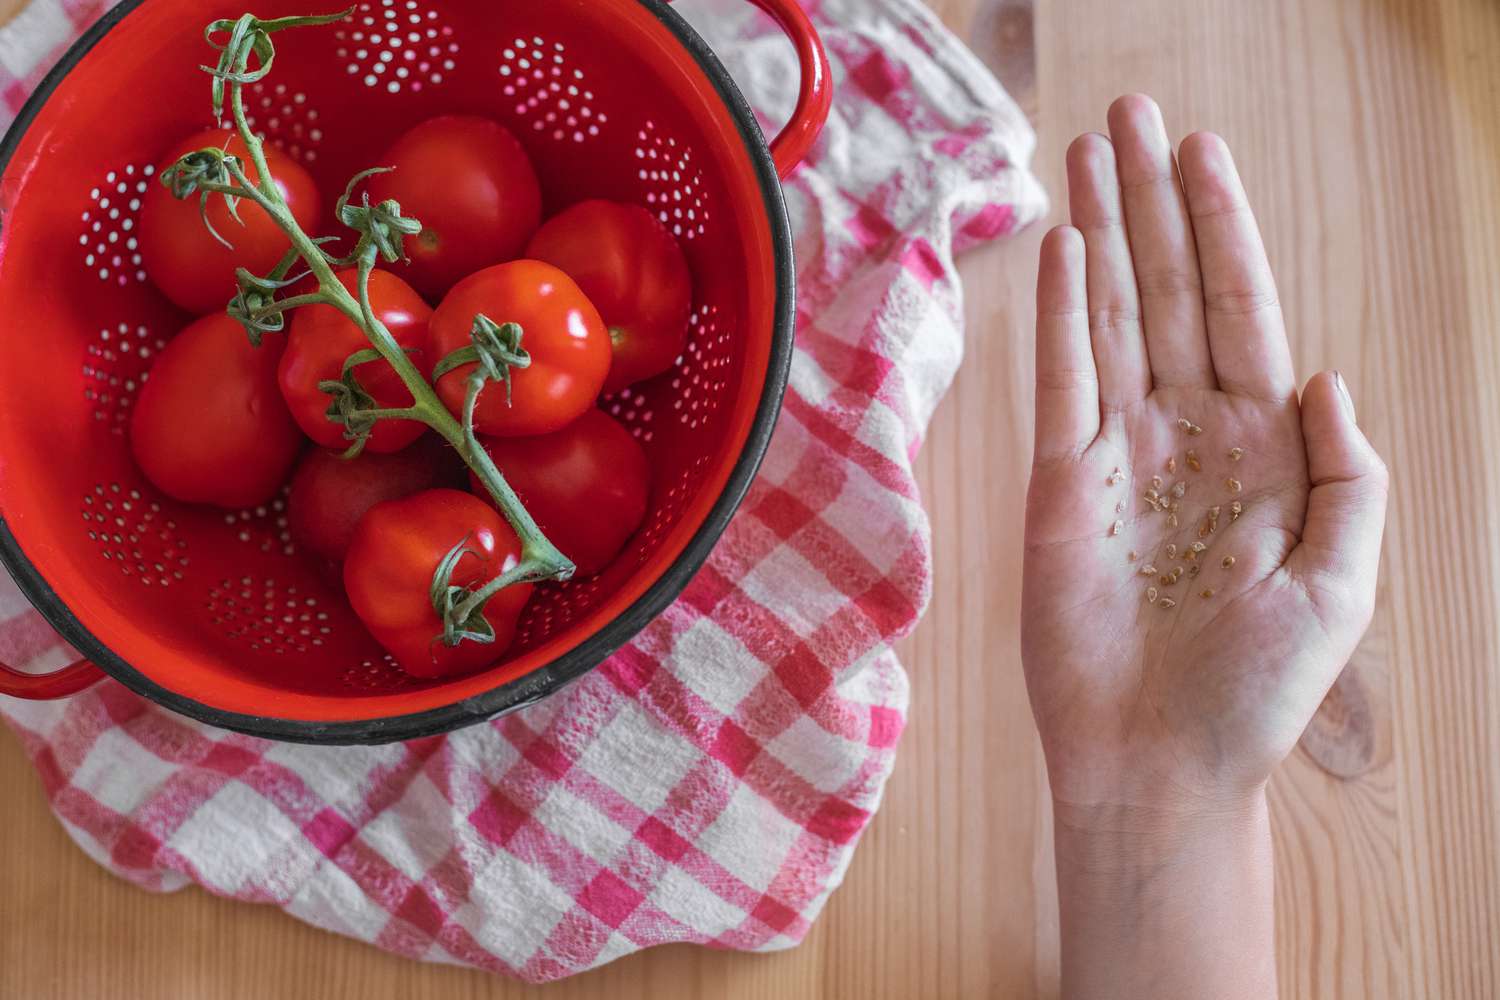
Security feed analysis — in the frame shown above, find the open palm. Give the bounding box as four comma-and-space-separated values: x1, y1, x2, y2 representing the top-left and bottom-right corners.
1020, 97, 1388, 813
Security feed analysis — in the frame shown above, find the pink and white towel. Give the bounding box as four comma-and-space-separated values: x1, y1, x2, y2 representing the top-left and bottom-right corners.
0, 0, 1043, 982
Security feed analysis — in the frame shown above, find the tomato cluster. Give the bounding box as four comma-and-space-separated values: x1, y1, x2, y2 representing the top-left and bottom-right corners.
129, 116, 692, 681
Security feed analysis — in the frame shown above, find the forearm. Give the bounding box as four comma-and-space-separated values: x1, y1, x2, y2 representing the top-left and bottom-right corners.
1053, 790, 1277, 1000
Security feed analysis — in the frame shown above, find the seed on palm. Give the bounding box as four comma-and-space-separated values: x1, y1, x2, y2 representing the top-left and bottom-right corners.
1178, 418, 1204, 436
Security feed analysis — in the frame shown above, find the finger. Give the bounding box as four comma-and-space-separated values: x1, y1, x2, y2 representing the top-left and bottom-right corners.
1034, 226, 1099, 463
1287, 372, 1389, 628
1178, 132, 1297, 403
1066, 132, 1152, 416
1106, 95, 1215, 389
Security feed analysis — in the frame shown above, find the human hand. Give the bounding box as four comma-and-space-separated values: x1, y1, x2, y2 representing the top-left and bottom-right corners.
1021, 95, 1389, 821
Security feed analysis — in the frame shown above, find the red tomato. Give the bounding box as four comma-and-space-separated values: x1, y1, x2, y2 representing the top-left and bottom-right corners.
343, 489, 533, 679
287, 440, 450, 562
368, 116, 542, 301
429, 260, 612, 437
279, 269, 433, 453
140, 129, 323, 316
525, 200, 692, 395
472, 410, 650, 577
130, 314, 303, 508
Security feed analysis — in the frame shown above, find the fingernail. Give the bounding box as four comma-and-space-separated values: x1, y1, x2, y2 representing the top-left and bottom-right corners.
1334, 371, 1356, 419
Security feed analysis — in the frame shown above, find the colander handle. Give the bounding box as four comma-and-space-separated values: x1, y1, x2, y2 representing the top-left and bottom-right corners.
0, 657, 105, 700
746, 0, 832, 178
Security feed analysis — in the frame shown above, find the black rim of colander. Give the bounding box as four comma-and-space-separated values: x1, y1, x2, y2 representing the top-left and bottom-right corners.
0, 0, 797, 744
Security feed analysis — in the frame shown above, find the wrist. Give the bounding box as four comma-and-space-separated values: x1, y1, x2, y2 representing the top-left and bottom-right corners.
1051, 788, 1278, 1000
1054, 784, 1269, 880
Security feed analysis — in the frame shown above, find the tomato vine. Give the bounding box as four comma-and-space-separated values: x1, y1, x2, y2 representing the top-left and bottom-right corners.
158, 9, 575, 651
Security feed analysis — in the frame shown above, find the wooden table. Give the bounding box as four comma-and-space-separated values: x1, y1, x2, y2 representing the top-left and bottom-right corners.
4, 0, 1499, 996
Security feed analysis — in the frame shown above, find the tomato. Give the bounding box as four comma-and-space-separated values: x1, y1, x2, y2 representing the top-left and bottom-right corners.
140, 129, 323, 316
130, 314, 303, 508
279, 269, 433, 453
525, 200, 692, 395
472, 410, 650, 577
343, 489, 532, 679
429, 260, 612, 437
368, 116, 542, 301
287, 440, 450, 562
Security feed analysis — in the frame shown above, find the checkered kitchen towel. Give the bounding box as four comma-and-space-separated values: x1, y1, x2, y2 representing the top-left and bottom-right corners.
0, 0, 1043, 982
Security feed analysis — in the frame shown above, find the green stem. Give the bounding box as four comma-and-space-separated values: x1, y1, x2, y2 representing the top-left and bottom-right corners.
456, 373, 568, 571
352, 406, 422, 423
449, 554, 558, 626
225, 44, 278, 204
205, 182, 259, 202
255, 291, 328, 315
204, 50, 573, 590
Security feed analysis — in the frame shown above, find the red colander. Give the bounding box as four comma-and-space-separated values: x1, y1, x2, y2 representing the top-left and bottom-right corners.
0, 0, 829, 742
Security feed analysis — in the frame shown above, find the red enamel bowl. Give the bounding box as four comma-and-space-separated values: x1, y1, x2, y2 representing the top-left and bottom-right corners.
0, 0, 828, 742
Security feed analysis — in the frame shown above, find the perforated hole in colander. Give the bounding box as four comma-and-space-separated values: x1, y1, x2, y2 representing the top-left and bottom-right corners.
513, 573, 603, 652
634, 120, 708, 240
342, 652, 415, 690
79, 165, 152, 285
671, 304, 732, 430
634, 455, 712, 568
207, 575, 332, 655
334, 0, 458, 95
498, 35, 608, 144
600, 303, 731, 437
221, 484, 297, 557
243, 80, 324, 164
80, 484, 189, 587
82, 322, 166, 435
604, 387, 656, 444
17, 0, 784, 718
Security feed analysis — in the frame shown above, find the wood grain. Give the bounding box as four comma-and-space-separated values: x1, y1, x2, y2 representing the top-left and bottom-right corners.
0, 0, 28, 29
4, 0, 1500, 997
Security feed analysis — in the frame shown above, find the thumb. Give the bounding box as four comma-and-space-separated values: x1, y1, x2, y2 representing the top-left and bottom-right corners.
1288, 371, 1389, 625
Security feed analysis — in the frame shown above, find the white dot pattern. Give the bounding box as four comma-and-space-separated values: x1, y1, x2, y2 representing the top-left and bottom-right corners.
224, 484, 297, 557
631, 456, 712, 570
242, 81, 324, 164
82, 322, 165, 435
646, 304, 731, 432
80, 485, 189, 588
60, 17, 743, 689
634, 120, 709, 240
80, 164, 153, 285
498, 36, 605, 144
207, 575, 331, 655
335, 0, 458, 94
